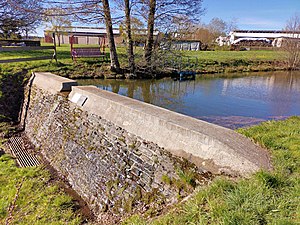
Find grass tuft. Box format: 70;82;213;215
0;154;82;224
124;117;300;224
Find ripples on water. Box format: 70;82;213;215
78;71;300;129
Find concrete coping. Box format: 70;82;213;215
69;85;271;176
32;72;78;94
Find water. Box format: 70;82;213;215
77;71;300;129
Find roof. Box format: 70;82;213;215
233;30;300;34
45;26;160;37
169;39;201;43
45;26;120;37
229;30;300;39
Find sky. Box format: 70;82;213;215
201;0;300;30
35;0;300;36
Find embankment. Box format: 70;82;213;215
21;72;271;219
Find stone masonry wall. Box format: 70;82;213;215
23;85;209;218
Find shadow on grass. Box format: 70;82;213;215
0;69;26;123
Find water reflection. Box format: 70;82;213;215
77;71;300;129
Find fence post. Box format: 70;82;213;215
52;33;58;63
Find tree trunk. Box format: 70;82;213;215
124;0;135;74
102;0;121;72
56;33;61;47
144;0;156;64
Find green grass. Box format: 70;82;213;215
0;43;284;62
158;49;286;73
0;44;298;225
0;44;124;79
123;116;300;225
0;44;287;77
0;49;58;60
0;44;69;60
0;154;82;224
0;52;85;224
182;50;285;62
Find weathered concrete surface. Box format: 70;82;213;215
70;86;271;176
32;72;78;94
23;81;209;218
22;72;272;219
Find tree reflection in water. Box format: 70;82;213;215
77;71;300;129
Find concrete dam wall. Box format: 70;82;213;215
21;72;271;217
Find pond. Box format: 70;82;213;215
77;71;300;129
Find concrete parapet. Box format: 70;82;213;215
69;86;271;176
32;72;77;94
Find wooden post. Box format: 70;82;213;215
70;35;75;62
52;33;58;63
101;35;108;62
70;35;73;52
103;35;106;53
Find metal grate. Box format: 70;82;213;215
8;136;40;167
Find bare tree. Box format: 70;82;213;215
0;18;23;39
50;0;121;72
142;0;205;63
144;0;156;63
283;14;300;70
131;17;145;44
226;17;238;34
193;26;214;46
102;0;121;72
44;8;72;46
207;17;227;38
124;0;135;74
0;0;42;38
41;0;121;71
5;0;122;72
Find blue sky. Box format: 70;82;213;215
36;0;299;36
202;0;300;30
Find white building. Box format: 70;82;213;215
217;30;300;47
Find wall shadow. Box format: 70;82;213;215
0;69;26;123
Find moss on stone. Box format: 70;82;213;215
118;136;126;144
123;196;134;213
141;188;160;205
161;174;172;185
134;185;142;201
128;141;137;149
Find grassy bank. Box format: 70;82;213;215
0;152;83;224
0;56;87;224
0;45;297;224
0;44;109;79
123;116;300;225
162;49;286;74
0;44;287;78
